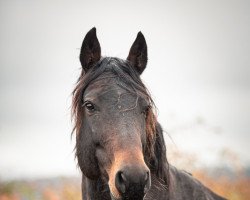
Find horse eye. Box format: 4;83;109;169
142;111;147;118
83;101;95;112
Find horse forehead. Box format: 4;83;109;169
84;81;125;99
84;76;136;99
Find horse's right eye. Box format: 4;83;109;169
83;101;95;112
142;105;151;119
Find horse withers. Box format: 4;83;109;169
72;27;226;200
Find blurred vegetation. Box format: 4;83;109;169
1;167;250;200
0;177;81;200
167;146;250;200
193;169;250;200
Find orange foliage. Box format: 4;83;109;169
42;188;60;200
0;194;19;200
193;170;250;200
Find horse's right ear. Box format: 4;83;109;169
80;27;101;73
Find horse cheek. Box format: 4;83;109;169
77;128;100;179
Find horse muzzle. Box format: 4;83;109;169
109;163;151;200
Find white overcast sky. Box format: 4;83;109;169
0;0;249;179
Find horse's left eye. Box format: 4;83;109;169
83;101;95;112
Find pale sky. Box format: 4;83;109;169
0;0;249;180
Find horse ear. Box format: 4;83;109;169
127;32;148;75
80;27;101;73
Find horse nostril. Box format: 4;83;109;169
121;172;127;182
144;171;151;194
144;171;149;182
115;168;151;196
115;171;126;194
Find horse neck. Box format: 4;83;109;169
82;175;111;200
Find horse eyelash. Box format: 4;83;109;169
81;100;90;107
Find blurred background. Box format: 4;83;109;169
0;0;249;199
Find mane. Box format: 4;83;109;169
72;57;169;187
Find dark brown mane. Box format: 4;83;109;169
72;57;169;183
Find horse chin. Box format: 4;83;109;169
110;191;122;200
110;191;146;200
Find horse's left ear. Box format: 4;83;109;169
127;32;148;75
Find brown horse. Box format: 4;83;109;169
72;28;226;200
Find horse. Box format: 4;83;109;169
72;27;226;200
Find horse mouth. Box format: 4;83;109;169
110;192;122;200
110;191;146;200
